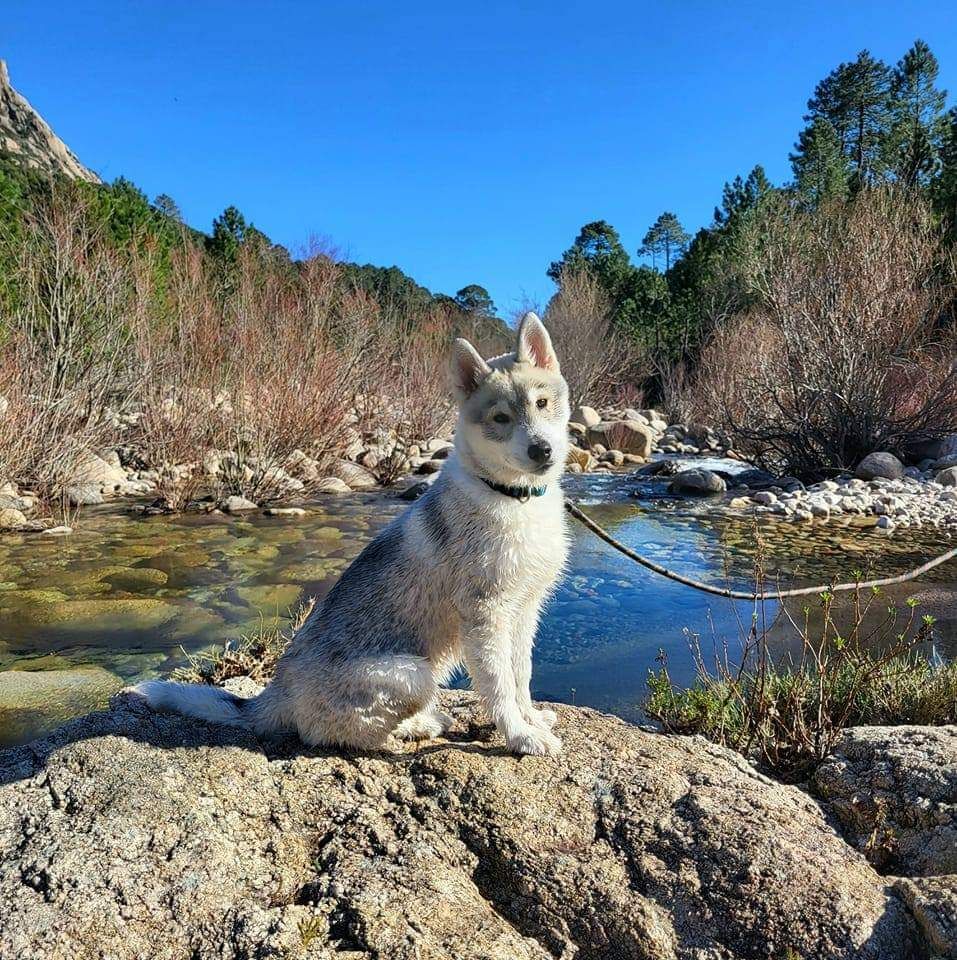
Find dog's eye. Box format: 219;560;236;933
536;397;548;410
492;412;511;425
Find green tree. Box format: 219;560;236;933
153;193;183;223
801;50;893;190
714;166;773;227
888;40;948;186
619;265;671;349
99;176;159;246
791;118;849;205
453;284;496;319
547;220;639;327
206;205;249;265
548;220;632;284
935;107;957;239
665;167;777;356
639;212;690;271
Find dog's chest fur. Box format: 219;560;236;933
470;494;567;598
412;475;568;612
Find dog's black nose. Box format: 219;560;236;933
527;441;552;464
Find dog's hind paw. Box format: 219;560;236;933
394;708;453;741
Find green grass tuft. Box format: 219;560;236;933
645;584;957;780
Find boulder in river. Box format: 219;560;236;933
570;404;602;429
586;420;653;458
330;459;378;491
0;690;922;960
856;452;905;481
0;508;27;530
669;467;727;495
936;466;957;487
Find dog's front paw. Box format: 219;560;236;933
507;725;562;757
525;706;558;730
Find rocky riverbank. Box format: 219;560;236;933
0;403;705;534
638;445;957;534
4;400;957;538
0;688;952;959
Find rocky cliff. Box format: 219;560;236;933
1;688;947;960
0;58;99;182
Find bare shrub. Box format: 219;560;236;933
354;304;456;485
134;244;365;506
131;243;221;509
544;268;647;407
692;187;957;477
0;188;501;511
0;191;134;501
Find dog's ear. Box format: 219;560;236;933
450;338;492;398
516;312;559;373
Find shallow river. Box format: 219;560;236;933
1;472;955;747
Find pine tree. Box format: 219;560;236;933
153;193;183;223
207;206;249;265
935;108;957;239
791;118;849;205
547;220;633;286
639;212;690;271
889;40;948;186
800;50;893;190
454;284;496;319
547;221;649;329
714;166;773;227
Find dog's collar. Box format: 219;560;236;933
480;477;547;502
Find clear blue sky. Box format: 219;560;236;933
7;2;957;315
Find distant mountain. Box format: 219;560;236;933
0;59;99;183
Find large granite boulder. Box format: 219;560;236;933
814;725;957;877
586;420;654;458
814;725;957;958
856;452;905;481
0;691;921;959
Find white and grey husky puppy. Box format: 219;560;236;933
131;312;570;756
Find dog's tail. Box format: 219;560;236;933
128;680;245;724
126;680;288;733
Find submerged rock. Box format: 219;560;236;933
0;691;920;960
0;667;123;747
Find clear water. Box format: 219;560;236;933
1;472;954;746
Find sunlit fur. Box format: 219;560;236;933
130;312;571;756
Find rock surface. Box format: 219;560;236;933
856;451;905;481
814;725;957;877
0;691;920;960
893;875;957;959
669;467;727;495
586;420;654;458
813;726;957;958
0;59;100;182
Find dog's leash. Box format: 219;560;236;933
563;498;957;601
